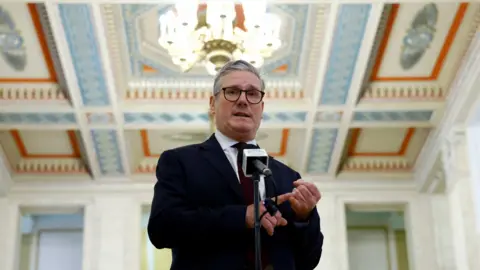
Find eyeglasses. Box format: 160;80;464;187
220;87;265;104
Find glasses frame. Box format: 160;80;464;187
219;87;265;104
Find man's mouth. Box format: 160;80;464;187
233;112;251;118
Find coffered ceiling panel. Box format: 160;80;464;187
0;3;68;104
0;1;479;185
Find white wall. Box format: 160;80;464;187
0;180;448;270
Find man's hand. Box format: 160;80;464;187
246;193;291;236
289;180;321;221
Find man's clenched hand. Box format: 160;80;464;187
245;193;291;236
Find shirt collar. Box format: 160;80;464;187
214;130;257;151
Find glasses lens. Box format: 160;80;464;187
224;88;241;101
223;88;263;104
246;90;263;104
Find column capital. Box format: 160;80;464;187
415;33;480;190
442;130;470;185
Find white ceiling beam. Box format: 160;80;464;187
414;33;480;190
299;3;339;174
44;3;102;179
327;3;384;175
91;3;131;177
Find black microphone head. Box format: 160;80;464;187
242;147;269;177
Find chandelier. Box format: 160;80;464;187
158;1;282;75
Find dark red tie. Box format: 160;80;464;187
233;142;254;204
232;142;269;269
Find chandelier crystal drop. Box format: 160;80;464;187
158;1;282;75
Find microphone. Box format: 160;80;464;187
241;145;274;270
242;147;272;177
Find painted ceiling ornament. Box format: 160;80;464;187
0;5;26;71
157;1;282;75
400;3;438;70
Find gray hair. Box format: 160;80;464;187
212;60;266;96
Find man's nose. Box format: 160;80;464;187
237;91;248;103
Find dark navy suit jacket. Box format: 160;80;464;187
147;134;323;270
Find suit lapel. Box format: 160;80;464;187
200;134;244;202
265;155;276;199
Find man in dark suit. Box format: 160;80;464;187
148;60;323;270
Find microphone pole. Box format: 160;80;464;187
242;148;272;270
253;169;262;270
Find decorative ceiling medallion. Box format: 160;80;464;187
400;3;438;70
158;1;282;75
0;6;26;71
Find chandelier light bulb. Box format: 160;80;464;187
157;0;282;75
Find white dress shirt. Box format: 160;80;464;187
214;130;266;201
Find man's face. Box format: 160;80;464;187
209;70;264;141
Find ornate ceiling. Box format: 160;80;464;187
0;1;479;184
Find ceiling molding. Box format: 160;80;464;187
414;33;480;190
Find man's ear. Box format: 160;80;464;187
209;95;215;115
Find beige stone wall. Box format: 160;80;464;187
0;176;476;270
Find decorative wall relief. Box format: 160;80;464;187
0;6;26;71
441;130;469;183
400;3;438;70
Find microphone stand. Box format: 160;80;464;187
252;170;263;270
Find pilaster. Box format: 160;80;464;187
0;198;20;270
430;195;455;270
405;195;439;270
88;197;142;270
447;175;476;270
466;125;480;234
314;194;341;270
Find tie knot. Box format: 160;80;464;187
232;142;249;151
232;142;258;151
